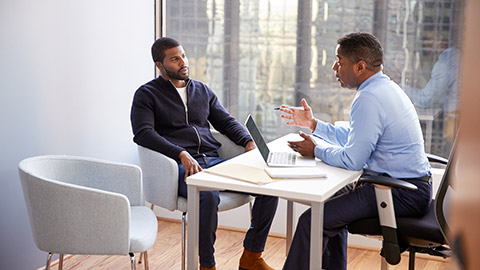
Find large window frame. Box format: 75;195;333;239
155;0;463;157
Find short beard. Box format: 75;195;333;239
165;66;189;81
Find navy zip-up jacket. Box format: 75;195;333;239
131;75;252;162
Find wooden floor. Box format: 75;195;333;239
50;218;450;270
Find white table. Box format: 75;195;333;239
186;133;362;270
416;108;442;153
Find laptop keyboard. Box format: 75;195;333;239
268;152;296;165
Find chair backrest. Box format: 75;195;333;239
434;140;458;245
137;129;246;211
19;155;143;205
211;129;245;159
18;155;139;255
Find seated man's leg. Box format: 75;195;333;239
178;162;221;268
243;195;279;251
240;195;279;270
283;183;378;270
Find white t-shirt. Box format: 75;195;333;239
176;86;187;106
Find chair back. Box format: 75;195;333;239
18;156;137;255
434;141;458;245
211;130;245;159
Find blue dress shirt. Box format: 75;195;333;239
313;71;431;178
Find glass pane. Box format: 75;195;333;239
165;0;463;158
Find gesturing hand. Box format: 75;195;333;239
279;98;317;131
179;151;203;182
287;131;317;157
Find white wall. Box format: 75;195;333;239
0;1;154;269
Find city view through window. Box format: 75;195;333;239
162;0;463;158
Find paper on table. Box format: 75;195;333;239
204;163;274;185
264;167;327;179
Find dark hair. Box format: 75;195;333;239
337;33;383;70
151;37;181;63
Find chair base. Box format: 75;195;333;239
46;252;143;270
45;253;64;270
379;245;451;270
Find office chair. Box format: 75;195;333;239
137;130;253;270
348;151;453;269
18;155;158;270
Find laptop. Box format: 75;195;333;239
245;114;316;167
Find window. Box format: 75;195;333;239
159;0;463;158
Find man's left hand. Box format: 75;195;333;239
244;140;256;152
287;131;316;157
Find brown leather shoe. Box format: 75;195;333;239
199;266;216;270
238;249;275;270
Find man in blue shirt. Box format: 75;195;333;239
279;32;432;270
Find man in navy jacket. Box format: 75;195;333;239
131;37;278;270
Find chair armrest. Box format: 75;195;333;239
426;153;448;165
363;176;404;265
358;175;418;191
137;145;179;211
211;129;245;159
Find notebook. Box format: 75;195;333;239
245;114;316;167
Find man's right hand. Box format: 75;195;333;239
279;98;317;131
178;151;202;182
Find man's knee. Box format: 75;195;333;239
256;195;279;206
200;190;220;209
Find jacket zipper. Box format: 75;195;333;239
169;80;202;155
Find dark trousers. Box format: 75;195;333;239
178;156;279;268
283;179;432;270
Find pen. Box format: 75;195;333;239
274;106;296;110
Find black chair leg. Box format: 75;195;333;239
409;250;415;270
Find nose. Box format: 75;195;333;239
180;56;188;66
332;61;338;71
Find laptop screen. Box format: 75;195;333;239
245;115;270;162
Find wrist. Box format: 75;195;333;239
310;119;318;131
178;150;188;160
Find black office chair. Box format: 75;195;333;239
348;150;455;269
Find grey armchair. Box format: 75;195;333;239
137;129;253;270
18;155;158;270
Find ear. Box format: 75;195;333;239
155;62;163;70
355;60;367;74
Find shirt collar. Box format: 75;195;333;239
358;71;384;91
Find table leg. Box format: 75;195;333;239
310;202;324;270
425;120;433;153
187;185;200;270
286;200;294;255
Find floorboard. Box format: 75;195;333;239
47;219;451;270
